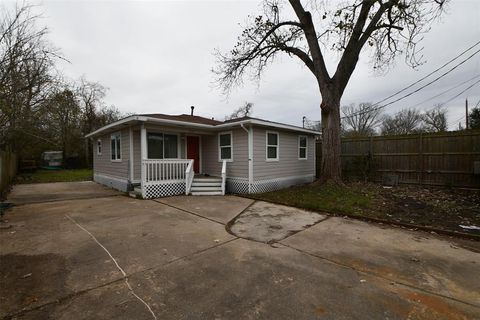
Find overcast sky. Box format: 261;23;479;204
23;0;480;129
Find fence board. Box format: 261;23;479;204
0;150;17;196
316;130;480;188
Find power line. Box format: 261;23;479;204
373;40;480;106
408;74;480;109
341;46;480;120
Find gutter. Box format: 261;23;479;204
240;123;254;193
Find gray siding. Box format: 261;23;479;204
133;129;141;181
252;127;315;181
93;128;130;180
202;128;248;178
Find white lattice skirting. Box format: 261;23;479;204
226;178;249;194
226;175;315;194
143;181;186;199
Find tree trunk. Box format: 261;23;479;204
320;93;342;184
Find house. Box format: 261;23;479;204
85;111;319;199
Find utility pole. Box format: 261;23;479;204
465;98;469;130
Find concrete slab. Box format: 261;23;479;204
229;201;326;243
6;181;120;205
22;239;479;320
1;185;479;319
155;195;254;224
0;196;234;317
281;216;480;306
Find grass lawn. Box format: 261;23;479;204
244;182;480;236
17;169;93;184
246;182;375;217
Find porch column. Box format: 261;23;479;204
140;123;147;197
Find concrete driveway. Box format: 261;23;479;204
0;182;479;319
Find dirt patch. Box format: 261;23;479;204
373;186;480;235
228;201;326;243
0;253;68;318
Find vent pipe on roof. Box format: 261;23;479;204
191;106;194;116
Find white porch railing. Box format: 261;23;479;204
221;160;226;195
185;160;194;195
142;159;192;185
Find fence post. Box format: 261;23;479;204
419;133;424;185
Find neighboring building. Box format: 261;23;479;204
86;113;319;198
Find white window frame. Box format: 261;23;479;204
218;131;233;162
266;131;279;162
97;139;102;156
298;135;308;160
110;132;122;162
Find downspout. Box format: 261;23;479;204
240;123;253;193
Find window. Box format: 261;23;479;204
266;131;279;161
218;132;232;161
111;133;121;161
97;139;102;156
147;132;178;159
298;136;307;160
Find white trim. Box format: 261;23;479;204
140;124;147;198
218;131;233;162
298;135;308;160
129;127;134;181
85;115;320;138
247;125;254;193
110;132;122;162
266;130;279;162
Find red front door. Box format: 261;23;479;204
186;136;200;173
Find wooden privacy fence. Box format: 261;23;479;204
0;150;17;196
316;130;480;188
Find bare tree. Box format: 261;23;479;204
341;102;382;137
381;108;422;135
213;0;447;183
0;3;61;155
225;102;253;120
422;105;447;132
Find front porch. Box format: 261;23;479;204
134;124;227;198
140;159;226;198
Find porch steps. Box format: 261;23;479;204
190;176;223;196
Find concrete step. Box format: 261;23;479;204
191;191;223;196
190;186;222;192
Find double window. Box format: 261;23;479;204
110;133;121;161
147;132;178;159
298;136;307;160
219;132;232;161
266;131;279;161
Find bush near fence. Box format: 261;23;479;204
0;150;17;197
316;130;480;188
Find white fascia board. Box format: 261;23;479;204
85;116;143;138
85;115;320;138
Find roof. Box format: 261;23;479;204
85;114;320;138
139;113;222;125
